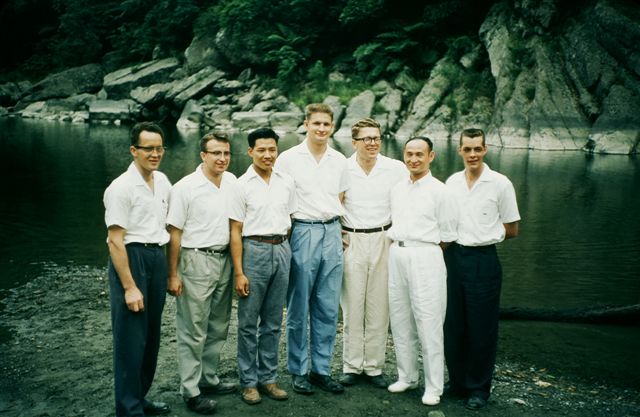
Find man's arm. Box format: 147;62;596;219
166;225;184;297
504;221;519;240
230;219;250;297
107;226;144;312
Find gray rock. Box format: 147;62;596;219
20;101;46;118
18;64;103;108
212;79;245;95
269;111;304;132
323;96;344;127
328;71;345;82
184;34;223;73
252;100;275;112
103;58;180;99
202;104;234;128
0;81;31;107
231;111;271;130
88;99;138;123
236;86;260;111
172;68;225;107
379;87;403;129
588;85;640;154
396;58;453;140
130;83;172;106
334;90;376;139
176;100;204;131
394;70;421;95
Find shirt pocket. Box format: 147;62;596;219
478;201;498;225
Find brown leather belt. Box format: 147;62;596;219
342;223;392;234
245;235;288;245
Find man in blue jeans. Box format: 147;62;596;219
229;127;296;405
274;103;350;395
104;122;171;416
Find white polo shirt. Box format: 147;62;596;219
228;165;297;236
446;163;520;246
342;154;407;229
274;138;350;220
166;165;237;248
387;172;458;244
104;162;171;245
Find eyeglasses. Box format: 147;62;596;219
354;136;382;145
134;145;167;154
203;150;232;158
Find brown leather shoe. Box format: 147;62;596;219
241;387;262;405
258;383;289;401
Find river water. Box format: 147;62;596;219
1;118;638;387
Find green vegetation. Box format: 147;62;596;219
0;0;497;85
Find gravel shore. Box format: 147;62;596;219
1;264;638;417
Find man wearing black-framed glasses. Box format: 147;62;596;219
104;121;172;416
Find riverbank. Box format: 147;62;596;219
1;264;638;417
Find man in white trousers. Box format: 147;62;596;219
339;118;406;388
386;136;458;407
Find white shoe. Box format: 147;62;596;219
387;381;419;393
422;394;440;406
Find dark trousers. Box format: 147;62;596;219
443;243;502;400
108;244;168;417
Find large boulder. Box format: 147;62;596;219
323;96;344;127
587;85;640;154
0;81;31;107
269;111;304;132
166;67;225;107
231;111;271;130
130;83;173;106
103;58;180;99
334;90;376;139
184;34;225;73
176;99;204;131
17;64;103;108
89;99;140;123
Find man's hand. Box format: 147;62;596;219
125;287;144;312
235;274;250;297
341;230;350;250
167;275;183;297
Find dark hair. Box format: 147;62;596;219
200;131;230;152
459;128;485;146
404;136;433;152
247;128;279;148
130;122;165;146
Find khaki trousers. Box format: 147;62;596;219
340;231;391;375
176;248;232;399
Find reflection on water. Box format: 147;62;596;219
4;119;637;309
0;119;639;386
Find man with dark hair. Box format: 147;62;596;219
274;103;350;395
339;118;406;389
166;131;237;415
229;127;296;405
386;137;458;407
444;128;520;411
104;121;172;416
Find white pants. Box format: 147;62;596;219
388;242;447;396
341;231;391;375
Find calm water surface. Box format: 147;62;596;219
1;118;638;387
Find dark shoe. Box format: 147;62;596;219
466;395;488;410
292;374;314;395
339;373;359;386
199;381;237;395
309;372;344;394
142;399;171;415
186;395;217;414
443;382;467;398
367;374;388;389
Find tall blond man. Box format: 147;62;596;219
274;103;350;395
339;118;406;388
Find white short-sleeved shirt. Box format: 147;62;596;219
228;165;296;236
104;162;171;245
274;138;350;220
446;163;520;246
387;172;458;244
342;154;407;228
166;165;237;248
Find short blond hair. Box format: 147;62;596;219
351;118;380;139
305;103;333;121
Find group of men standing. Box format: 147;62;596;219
103;103;519;416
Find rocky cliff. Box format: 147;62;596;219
0;0;638;154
